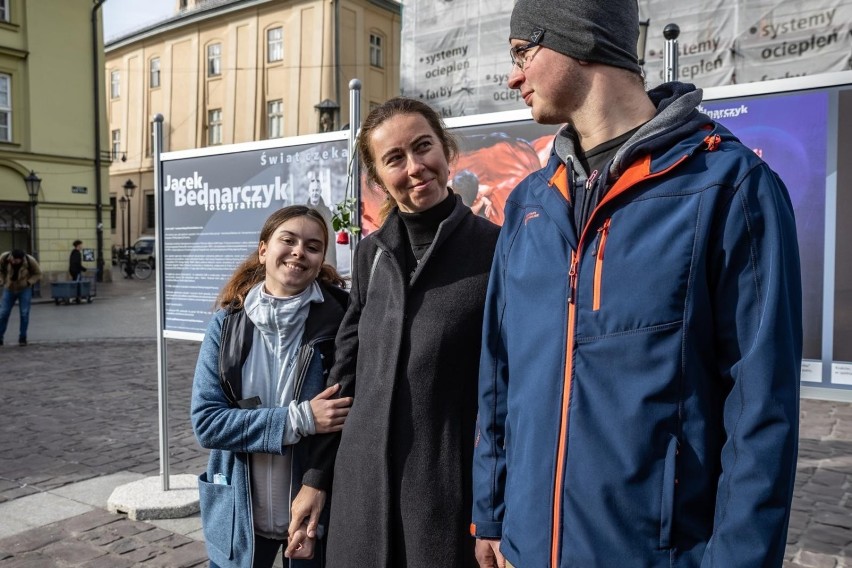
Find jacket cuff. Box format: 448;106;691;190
301;468;331;491
471;521;502;539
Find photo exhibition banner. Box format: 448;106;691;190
160;135;350;337
159;79;852;392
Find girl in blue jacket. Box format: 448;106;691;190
191;205;351;568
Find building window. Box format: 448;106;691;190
145;193;155;230
370;33;384;68
110;70;120;98
0;74;10;142
111;129;121;160
267;100;283;138
207;109;222;145
0;0;9;22
110;196;117;234
149;57;160;88
145;122;152;157
267;27;283;63
179;0;188;9
207;43;221;77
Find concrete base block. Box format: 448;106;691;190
107;474;199;521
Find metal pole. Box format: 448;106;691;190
664;23;680;83
153;114;170;491
29;198;37;259
92;0;108;282
119;199;126;251
348;79;361;258
126;198;132;254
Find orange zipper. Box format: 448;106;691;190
552;250;578;568
592;218;612;311
548;152;695;565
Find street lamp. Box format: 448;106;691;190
123;179;136;254
119;196;127;251
24;170;42;259
314;99;339;133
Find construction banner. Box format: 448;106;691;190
400;0;852;117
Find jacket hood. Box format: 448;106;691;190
554;81;712;180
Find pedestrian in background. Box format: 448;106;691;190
288;97;499;568
471;0;803;567
68;239;87;303
191;205;351;568
0;249;42;346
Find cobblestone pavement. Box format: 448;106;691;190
0;339;209;567
0;270;849;566
787;400;852;567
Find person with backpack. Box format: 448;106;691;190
0;249;42;346
191;205;352;568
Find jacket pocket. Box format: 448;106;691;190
659;434;678;549
592;218;611;311
198;472;236;559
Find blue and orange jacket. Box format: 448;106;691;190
471;83;802;568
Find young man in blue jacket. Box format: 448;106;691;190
471;1;803;567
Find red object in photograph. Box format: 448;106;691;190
336;231;350;245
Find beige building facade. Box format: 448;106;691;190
0;0;109;282
105;0;401;251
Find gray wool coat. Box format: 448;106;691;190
318;195;499;568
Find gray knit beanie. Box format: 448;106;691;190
510;0;641;74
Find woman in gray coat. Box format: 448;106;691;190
287;97;499;568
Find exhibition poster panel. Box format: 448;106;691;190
700;91;828;365
161;139;349;336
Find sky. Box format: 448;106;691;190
103;0;175;41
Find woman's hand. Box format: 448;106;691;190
287;486;326;557
285;522;316;559
310;383;352;433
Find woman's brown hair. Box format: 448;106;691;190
356;97;459;224
216;205;346;309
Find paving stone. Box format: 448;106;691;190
137;527;174;543
105;537;142;555
797;549;840;568
78;554;136;568
119;545;164;563
802;482;847;500
79;530;123;547
41;540;106;564
814;510;852;530
154;532;195;549
59;510;123;534
141;540;208;568
0;526;69;554
0;554;53;568
0;486;37;505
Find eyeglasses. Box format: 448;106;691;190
509;41;541;70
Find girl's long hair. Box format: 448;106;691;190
216;206;346;309
356;97;459;224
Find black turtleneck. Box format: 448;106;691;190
397;190;455;279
